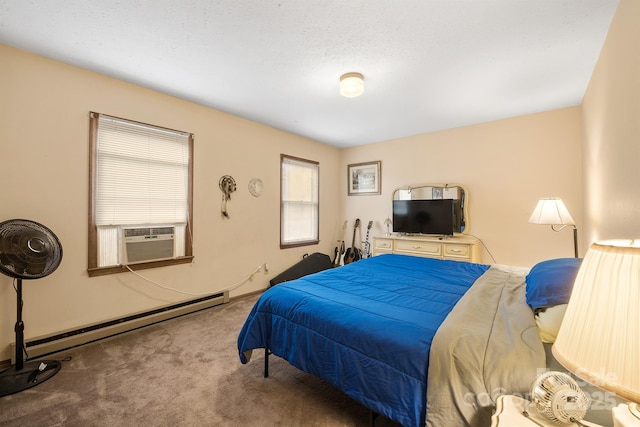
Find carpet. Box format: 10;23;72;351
0;293;401;426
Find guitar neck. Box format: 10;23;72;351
362;221;373;258
364;221;373;242
350;220;360;247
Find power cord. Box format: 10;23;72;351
124;262;269;296
465;233;497;264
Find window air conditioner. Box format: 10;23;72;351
123;226;175;264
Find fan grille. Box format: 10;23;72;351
531;371;590;423
0;219;63;280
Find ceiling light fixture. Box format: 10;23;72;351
340;72;364;98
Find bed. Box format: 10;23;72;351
237;254;581;427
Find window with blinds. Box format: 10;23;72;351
280;155;319;248
88;112;193;275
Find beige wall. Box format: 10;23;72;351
582;0;640;245
342;107;583;267
0;44;341;360
3;0;634;361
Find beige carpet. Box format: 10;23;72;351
0;293;401;427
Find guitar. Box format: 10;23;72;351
332;220;348;267
343;219;362;264
362;220;373;259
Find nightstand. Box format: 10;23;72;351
613;403;640;426
491;395;604;427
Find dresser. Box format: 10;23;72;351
372;234;481;263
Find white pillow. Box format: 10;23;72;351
535;304;568;343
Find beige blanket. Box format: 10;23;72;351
426;264;545;427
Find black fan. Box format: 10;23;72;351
0;219;63;397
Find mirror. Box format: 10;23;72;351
392;184;467;233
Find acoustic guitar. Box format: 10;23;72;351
332;220;347;267
344;219;362;264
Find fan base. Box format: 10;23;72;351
0;360;61;397
629;402;640;420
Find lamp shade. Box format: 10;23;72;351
553;240;640;404
529;198;575;225
340;72;364;98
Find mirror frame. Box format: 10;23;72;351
392;184;468;233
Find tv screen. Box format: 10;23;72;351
392;199;461;235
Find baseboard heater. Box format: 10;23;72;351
11;290;229;364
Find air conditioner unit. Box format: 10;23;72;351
123;226;175;264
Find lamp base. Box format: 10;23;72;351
0;360;61;397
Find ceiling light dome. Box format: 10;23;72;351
340;72;364;98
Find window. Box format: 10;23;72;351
88;112;193;276
280;155;319;248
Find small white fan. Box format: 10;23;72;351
530;371;590;424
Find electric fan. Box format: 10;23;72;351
0;219;63;397
530;371;590;425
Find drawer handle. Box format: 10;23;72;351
449;249;463;253
381;243;390;248
412;245;422;249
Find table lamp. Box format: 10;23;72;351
529;198;578;258
553;240;640;426
384;217;391;236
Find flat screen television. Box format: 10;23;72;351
392;199;463;235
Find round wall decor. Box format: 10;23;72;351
248;178;263;197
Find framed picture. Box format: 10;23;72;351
348;161;381;196
432;187;443;199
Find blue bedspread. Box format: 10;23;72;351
237;254;490;427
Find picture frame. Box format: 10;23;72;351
348;161;381;196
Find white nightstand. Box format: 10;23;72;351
491;395;604;427
613;403;640;426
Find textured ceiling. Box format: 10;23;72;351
0;1;619;148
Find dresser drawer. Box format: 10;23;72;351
374;238;393;252
371;235;481;263
443;243;471;260
395;240;442;256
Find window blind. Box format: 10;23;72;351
95;115;190;226
281;156;319;245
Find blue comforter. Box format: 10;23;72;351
237;254;490;427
